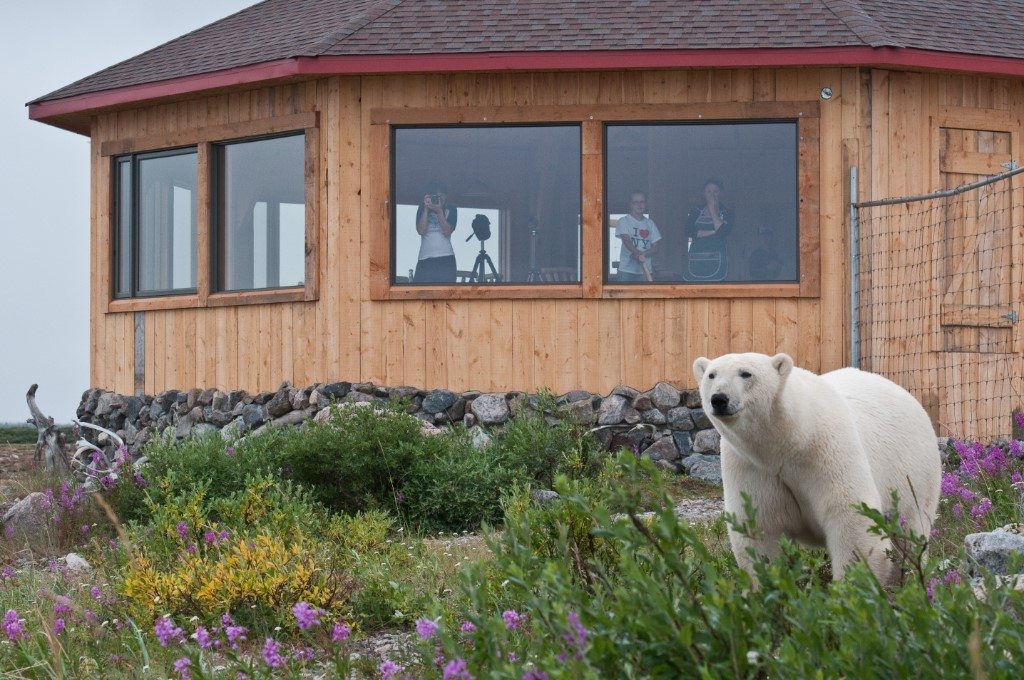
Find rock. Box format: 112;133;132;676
198;389;218;407
654;459;683;474
471;394;510;425
314;407;336;424
591;426;615;450
666;407;695;430
266;389;293;418
2;493;52;548
290;388;311;411
598;395;628;425
671;431;694;457
95;392;115;418
649;382;681;410
272;408;315;428
468;426;492;448
343;391;374;404
463;413;477;427
965;529;1024;575
185;388;203;411
530;489;561;506
206;409;235;428
221;418;246;441
641;408;666;425
420;420;443;437
61;553;93;574
937;437;954;464
611;385;639;400
642;437;680;462
124;397;144;423
562;390;592;404
320;382;352;402
422;389;459;414
632;395;653;411
387;386;420;403
191;423;219;438
623;408;641;425
692;429;721;454
508;393;529;417
681;453;723;485
682;390;703;409
609;428;648;454
691;408;712;430
566;398;596;425
174;413;195;439
241;404;267;429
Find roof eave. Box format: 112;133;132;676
30;47;1024;135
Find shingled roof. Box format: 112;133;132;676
29;0;1024;131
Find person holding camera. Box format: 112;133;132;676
414;180;458;283
684;178;732;281
615;190;661;282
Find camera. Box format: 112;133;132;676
466;213;492;242
428;193;440;204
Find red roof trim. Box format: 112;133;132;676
29;46;1024;124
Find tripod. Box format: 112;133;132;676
525;221;541;283
470;239;500;283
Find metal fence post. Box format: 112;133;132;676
849;166;859;369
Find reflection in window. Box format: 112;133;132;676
114;149;198;297
392;125;581;284
217;133;305;292
605;122;798;284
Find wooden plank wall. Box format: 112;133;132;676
91;67;859;397
864;70;1024;439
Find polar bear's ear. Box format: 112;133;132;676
771;353;793;378
692;357;710;381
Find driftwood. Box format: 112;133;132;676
26;384;70;476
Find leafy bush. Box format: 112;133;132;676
489;411;603;488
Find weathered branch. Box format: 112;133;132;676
26;384;71;476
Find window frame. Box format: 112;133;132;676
369;101;819;301
102;112;320;313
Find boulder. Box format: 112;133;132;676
2;493;52;549
530;489;561;506
666;407;695;431
641;408;667;426
566;398;596;425
609;428;648;454
562;390;592;404
681;453;723;485
598;395;628;425
691;408;712;430
611;385;639;400
692;429;721;454
320;382;352;402
623;408;641;425
649;382;681;410
632;395;653;411
682;390;703;409
61;553;93;574
671;431;694;457
642;437;680;463
266;389;293;418
221;417;247;442
422;389;459;415
471;394;510;425
468;426;492;448
965;528;1024;575
272;408;315;428
191;423;219;439
241;404;267;429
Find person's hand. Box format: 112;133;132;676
636;251;647;263
423;194;433;207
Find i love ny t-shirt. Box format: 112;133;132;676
616;214;662;274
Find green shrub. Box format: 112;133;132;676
489;411;603;488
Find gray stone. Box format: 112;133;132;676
185;388;203;411
124;397;144;423
471;393;510;425
666;407;695;430
191;423;219;438
681;453;723;485
253;391;274;406
592;427;615;450
671;431;694;457
508;393;529;417
563;390;592;404
198;389;218;407
649;382;681;410
692;429;721;454
157;390;180;412
422;389;459;414
937;437;954;464
610;428;648;454
206;409;235;428
623;407;641;424
2;493;51;548
272;408;315;428
343;391;374;404
290;388;311;411
641;408;666;425
149;399;165;421
598;394;628;425
611;385;639;400
266;389;293;418
388;386;421;403
642;437;680;462
420;420;443;437
566;399;596;425
211;391;230;411
691;408;712;430
174;413;195;439
682;390;703;409
530;489;561;506
60;553;93;574
95;392;115;418
320;382;352;402
463;413;477;428
965;529;1024;575
220;417;247;442
632;395;653;411
654;459;684;474
468;426;492;449
241;404;267;429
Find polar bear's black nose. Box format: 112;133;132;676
710;393;730;412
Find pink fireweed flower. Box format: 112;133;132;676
1014;411;1024;430
293;647;315;662
203;530;217;544
1012;470;1024;488
952;502;964;519
331;622;351;642
1;566;15;580
219;529;230;541
155;615;185;646
522;670;549;680
90;586;102;600
225;624;248;649
415;617;439;640
442;658;474;680
563;610;588;657
943;569;962;586
459;620;476;633
292;601;322;630
175;522;189;540
54;618;65;634
174;656;192;680
3;610;25;641
971;498;993;519
185;543;197;554
262;638;285;668
379;659;403;680
133;472;146;487
502;610;525;630
53;595;73;616
1010;440;1024;458
82;524;90;535
192;626;213;649
225;446;235;456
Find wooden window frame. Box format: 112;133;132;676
369;102;820;301
102;112;320;313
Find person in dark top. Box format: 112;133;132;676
414;180;458;283
684;178;732;281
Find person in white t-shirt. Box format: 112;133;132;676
414;180;458;283
615;191;661;282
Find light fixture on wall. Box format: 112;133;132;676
820;86;834;100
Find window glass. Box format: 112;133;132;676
392;125;581;284
217;133;305;291
605;122;798;284
136;150;197;294
114;158;132;298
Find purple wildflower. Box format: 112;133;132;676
442;658;474;680
262;638;285;668
508;651;518;662
3;610;24;641
563;610;588;656
1010;440;1023;458
522;671;549;680
293;601;322;630
459;620;476;633
971;498;993;519
1;566;15;581
53;595;73;616
219;530;230;541
82;524;90;535
203;530;217;544
225;446;235;456
174;657;192;680
943;569;962;586
175;522;189;540
83;609;98;625
155;616;185;647
90;586;102;600
415;618;439;640
332;622;351;642
1011;470;1024;488
502;610;525;630
185;544;197;554
1014;411;1024;430
134;472;146;487
379;659;403;680
952;503;963;519
926;578;938;602
192;626;213;649
225;624;248;649
940;472;960;496
54;618;65;634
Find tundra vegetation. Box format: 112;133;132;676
0;406;1023;679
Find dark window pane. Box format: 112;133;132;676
392;126;581;284
114;158;132;298
605;122;799;284
137;151;197;294
218;134;305;291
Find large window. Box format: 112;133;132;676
605;122;799;284
114;148;198;297
391;125;581;285
216;133;306;292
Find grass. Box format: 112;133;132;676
0;424;75;446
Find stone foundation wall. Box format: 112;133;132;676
77;380;724;483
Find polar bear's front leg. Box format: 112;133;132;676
821;505;892;583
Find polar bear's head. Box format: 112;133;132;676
692;353;793;425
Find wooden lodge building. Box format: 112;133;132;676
29;0;1024;439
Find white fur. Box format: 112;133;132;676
692;352;940;584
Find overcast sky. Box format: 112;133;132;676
0;1;257;423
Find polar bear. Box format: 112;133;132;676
692;352;940;584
